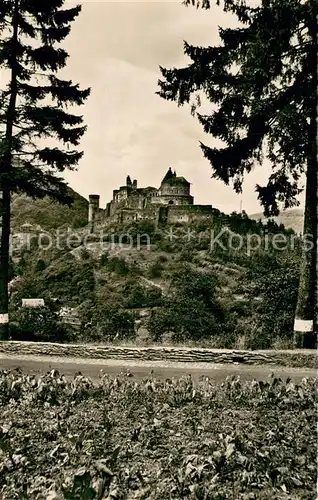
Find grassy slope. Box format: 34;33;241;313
9;194;301;348
10;222;301;348
11;188;88;230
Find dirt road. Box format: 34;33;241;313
0;354;316;384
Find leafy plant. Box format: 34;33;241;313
0;371;316;499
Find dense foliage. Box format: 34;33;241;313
157;0;316;216
147;266;230;343
11;190;88;230
8;210;303;348
9;305;73;343
78;300;136;343
11;251;96;306
0;370;316;499
157;0;317;342
0;0;90;339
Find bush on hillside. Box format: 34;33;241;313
157;254;168;263
10;305;74;342
248;268;299;349
124;283;147;308
99;252;109;266
147;267;228;343
107;257;130;276
126;220;156;246
80;302;136;342
10;255;96;306
178;246;194;262
148;261;164;279
122;282;163;309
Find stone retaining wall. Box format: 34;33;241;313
0;342;316;368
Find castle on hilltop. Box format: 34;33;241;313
88;167;215;228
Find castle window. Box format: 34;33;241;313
168;200;174;205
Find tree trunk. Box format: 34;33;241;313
0;188;11;339
294;117;317;348
293;0;317;348
0;0;19;340
294;145;317;347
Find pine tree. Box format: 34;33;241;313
157;0;317;347
0;0;90;339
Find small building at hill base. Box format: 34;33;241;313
22;298;45;308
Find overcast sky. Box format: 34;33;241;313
59;1;303;214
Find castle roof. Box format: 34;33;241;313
162;167;175;183
162;176;190;186
161;167;190;185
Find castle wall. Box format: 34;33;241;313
114;207;160;225
159;184;189;196
166;205;214;224
93;205;215;228
107;186;158;217
154;195;193;206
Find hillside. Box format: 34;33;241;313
250;208;304;234
9;207;302;349
11;188;88;230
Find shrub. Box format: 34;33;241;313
99;252;109;266
147;267;226;343
157;240;177;253
157;255;168;263
10;305;73;342
125;283;147;308
86;306;136;342
148;262;164;279
146;286;163;307
124;283;163;309
179;247;194;262
80;248;91;260
107;257;130;276
35;259;46;272
127;220;156;245
147;308;173;342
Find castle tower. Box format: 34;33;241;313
126;175;132;186
162;167;174;183
158;169;193;206
88;194;100;232
133;179;137;188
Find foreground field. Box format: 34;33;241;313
0;370;316;499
